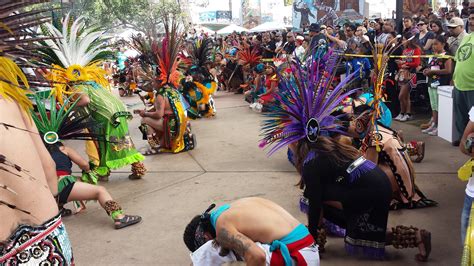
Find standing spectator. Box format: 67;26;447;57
372;20;384;43
422;35;453;136
294;35;306;61
459;106;474;246
377;20;394;44
276;31;296;55
403;17;420;36
430;20;445;37
261;32;276;59
395;33;421;122
308;23;327;53
417;18;436;54
345;24;358;53
447;17;468;56
274;32;283;49
345;42;371;89
453;10;474;146
326;30;347;51
461;0;470;19
326;25;335;36
355;25;371;53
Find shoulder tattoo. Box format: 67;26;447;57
216;228;251;258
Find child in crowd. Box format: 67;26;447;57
422;35;453;136
395;33;421;122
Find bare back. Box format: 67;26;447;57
216;197;300;244
154;94;174;116
0;98;58;240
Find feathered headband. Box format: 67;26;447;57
259;48;360;162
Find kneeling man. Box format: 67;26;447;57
183;197;319;266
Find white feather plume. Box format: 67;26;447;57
42;13;109;67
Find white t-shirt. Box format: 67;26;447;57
466;107;474;197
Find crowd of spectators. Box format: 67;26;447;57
199;1;474;136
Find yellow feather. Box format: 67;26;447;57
0;57;32;113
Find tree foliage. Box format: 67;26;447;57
59;0;187;37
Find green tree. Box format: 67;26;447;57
62;0;187;38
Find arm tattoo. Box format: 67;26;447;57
216;228;251;258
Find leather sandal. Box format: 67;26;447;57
114;215;142;229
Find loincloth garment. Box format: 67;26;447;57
0;213;74;265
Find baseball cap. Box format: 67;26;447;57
309;23;321;32
447;17;464;27
296;35;305;41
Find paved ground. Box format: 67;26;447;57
65;91;467;265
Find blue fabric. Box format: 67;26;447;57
346;58;371;80
462;194;473;245
359;93;392;128
210;204;231;229
270;224;310;266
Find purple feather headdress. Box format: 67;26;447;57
259;48;360;163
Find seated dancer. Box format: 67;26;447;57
245;63;266;108
38;15;146;180
350;94;425;163
184;197;319;266
256;64;279;112
137;82;196;154
1;4;74;262
180;37;217;118
347;97;437;210
259;51;431;261
31;96;142;229
132;19;196;154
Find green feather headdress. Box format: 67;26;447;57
31;94;103;144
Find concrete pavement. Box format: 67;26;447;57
65;91;467;265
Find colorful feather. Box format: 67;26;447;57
37;14;112;104
0;1;56;113
31;94;104;143
237;47;262;67
259;47;360;159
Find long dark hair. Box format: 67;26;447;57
430;20;444;36
294;136;361;176
403;32;421;50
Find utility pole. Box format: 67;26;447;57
396;0;403;33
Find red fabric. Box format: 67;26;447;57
269;234;315;266
56;170;71;176
260;93;275;103
162;114;172;150
401;48;421;69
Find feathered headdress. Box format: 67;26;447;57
132;11;184;88
237;47;262;67
355;34;404;150
1;1;53;112
31;94;103;145
184;37;213;68
259;48;360;162
38;13;112;104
